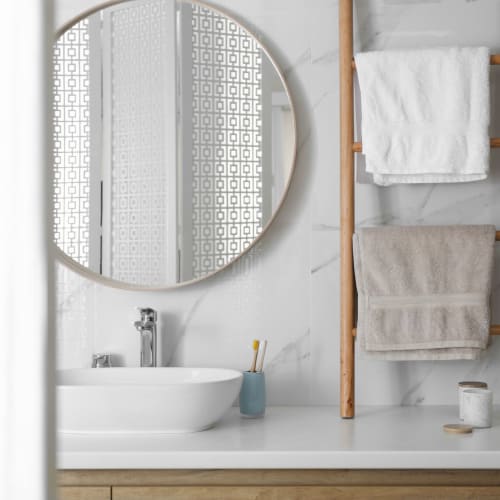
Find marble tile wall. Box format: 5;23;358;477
55;0;500;405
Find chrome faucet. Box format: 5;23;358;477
92;353;112;368
134;308;158;367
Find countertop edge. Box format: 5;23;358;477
58;450;500;470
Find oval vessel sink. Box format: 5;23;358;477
57;367;242;433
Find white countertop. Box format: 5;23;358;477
57;406;500;469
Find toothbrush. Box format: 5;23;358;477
257;340;267;373
249;339;260;372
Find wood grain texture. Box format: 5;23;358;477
491;324;500;335
339;0;355;419
58;486;110;500
57;469;500;487
489;54;500;65
113;486;500;500
442;424;473;434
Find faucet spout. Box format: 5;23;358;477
134;308;158;367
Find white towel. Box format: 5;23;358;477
355;47;490;186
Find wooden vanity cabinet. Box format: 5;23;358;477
58;469;500;499
58;486;110;500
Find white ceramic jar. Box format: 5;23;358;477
462;388;493;428
458;381;487;420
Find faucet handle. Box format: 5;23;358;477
92;353;112;368
137;307;157;323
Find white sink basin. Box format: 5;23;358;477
57;368;242;433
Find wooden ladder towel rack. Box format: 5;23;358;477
339;0;500;418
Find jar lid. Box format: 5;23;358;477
443;423;473;434
458;381;488;388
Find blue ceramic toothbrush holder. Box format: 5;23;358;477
239;371;266;418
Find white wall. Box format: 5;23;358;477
56;0;500;406
1;1;53;499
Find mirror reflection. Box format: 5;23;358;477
53;0;296;287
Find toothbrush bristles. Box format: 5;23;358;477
249;339;260;372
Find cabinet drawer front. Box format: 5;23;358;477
113;486;500;500
58;486;111;500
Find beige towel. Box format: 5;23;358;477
353;225;496;360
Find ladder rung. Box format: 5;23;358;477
353;325;500;337
351;54;500;70
491;325;500;336
353;138;500;153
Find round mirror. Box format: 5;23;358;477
52;0;296;288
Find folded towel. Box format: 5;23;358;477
355;47;490;186
353;225;496;360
